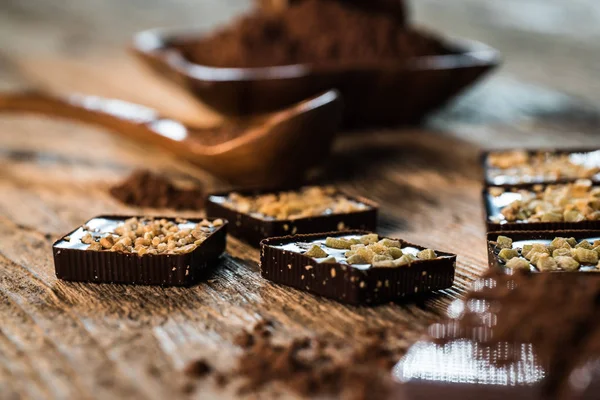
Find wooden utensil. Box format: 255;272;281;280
131;28;499;128
0;89;342;186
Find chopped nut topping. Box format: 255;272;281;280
304;245;327;258
220;186;370;220
493;180;600;224
417;249;437;260
496;236;513;249
79;217;221;256
498;248;518;261
505;257;530;270
325;237;353;250
487;150;600;184
494;235;600;272
296;233;440;269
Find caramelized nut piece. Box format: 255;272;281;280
575;240;592;249
81;233;94;244
388;247;403;259
536;254;559;271
553;248;572;258
573;248;599;265
325;237;352;249
395;254;417;267
522;244;533;258
564;210;585;222
555;256;580;271
88;242;102;251
498;248;519;261
550;237;571;249
541;212;563;222
417;249;437;260
359;234;379;245
372;260;396;268
525;244;549;261
567;237;578;247
346;254;367;264
379;238;400;248
496;236;513;249
505;257;530;270
304;245;327;258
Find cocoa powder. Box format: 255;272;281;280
176;0;446;68
184;320;412;399
109;170;205;210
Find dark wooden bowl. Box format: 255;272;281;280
131;28;501;128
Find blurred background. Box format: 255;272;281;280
1;0;599;138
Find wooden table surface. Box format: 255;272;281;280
1;1;599;399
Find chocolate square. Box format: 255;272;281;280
260;231;456;305
52;215;227;286
206;188;378;246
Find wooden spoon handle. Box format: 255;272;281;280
0;90;193;147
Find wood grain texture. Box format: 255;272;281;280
1;0;600;399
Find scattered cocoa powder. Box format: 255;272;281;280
175;0;446;68
185;320;410;399
109;170;205;210
183;359;213;378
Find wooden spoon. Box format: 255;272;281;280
0;89;342;186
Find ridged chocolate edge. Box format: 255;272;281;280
52;215;228;286
486;229;600;273
260;231;457;305
206;188;379;247
481;147;600;186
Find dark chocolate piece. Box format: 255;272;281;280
260;231;456;305
487;230;600;273
206;188;378;247
392;270;600;399
52;215;227;286
482;148;600;186
483;183;600;232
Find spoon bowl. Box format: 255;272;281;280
131;27;500;128
0;89;342;186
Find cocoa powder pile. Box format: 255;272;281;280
176;0;446;68
109;170;205;210
185;320;413;399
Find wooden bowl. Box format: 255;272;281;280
131;28;500;128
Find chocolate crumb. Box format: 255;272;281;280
109;170;204;210
183;359;213;378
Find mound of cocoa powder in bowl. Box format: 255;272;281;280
110;170;205;210
175;0;447;68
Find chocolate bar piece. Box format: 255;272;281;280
52;215;227;286
392;270;600;399
482;148;600;186
484;180;600;232
487;230;600;273
260;231;456;305
206;186;378;246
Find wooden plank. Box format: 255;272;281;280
1;0;600;398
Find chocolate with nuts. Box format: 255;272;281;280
483;149;600;186
484;180;600;231
206;186;378;246
260;231;456;305
487;230;600;273
53;215;227;285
